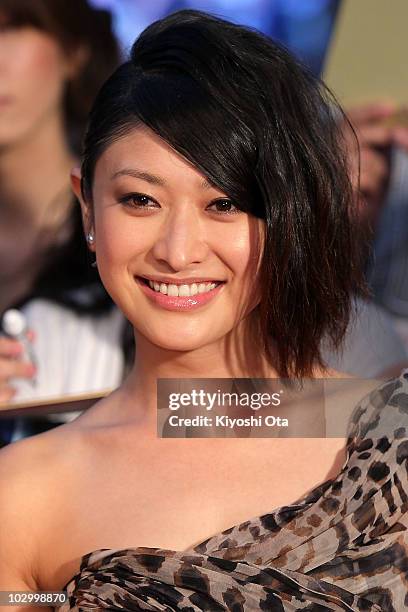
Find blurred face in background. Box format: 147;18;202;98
0;17;74;148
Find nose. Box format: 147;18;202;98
152;205;209;271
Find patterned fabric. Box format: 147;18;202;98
60;370;408;611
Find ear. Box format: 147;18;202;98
71;166;95;251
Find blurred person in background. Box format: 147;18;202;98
341;102;408;349
0;0;129;445
320;100;408;379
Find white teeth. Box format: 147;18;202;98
167;284;179;297
145;278;220;297
178;284;190;297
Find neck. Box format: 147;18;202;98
118;312;277;435
0;109;75;225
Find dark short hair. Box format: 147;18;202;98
0;0;120;153
81;9;367;379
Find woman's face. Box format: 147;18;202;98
83;126;264;352
0;21;72;146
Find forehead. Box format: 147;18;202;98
94;125;213;187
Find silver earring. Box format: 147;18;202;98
86;232;97;268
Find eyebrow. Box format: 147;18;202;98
111;167;214;190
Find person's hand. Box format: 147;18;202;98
343;102;398;231
0;332;36;402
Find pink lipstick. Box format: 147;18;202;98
136;277;224;311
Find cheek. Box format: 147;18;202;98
93;223;133;308
218;219;263;284
202;221;262;326
225;219;264;315
94;207;150;273
13;32;67;109
0;30;68;145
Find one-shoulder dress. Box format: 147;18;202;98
60;370;408;611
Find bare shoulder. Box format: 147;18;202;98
0;419;89;490
0;423;88;596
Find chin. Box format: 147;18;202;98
0;114;30;144
147;331;218;353
0;129;19;147
134;318;226;353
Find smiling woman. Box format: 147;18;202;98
76;9;366;379
74;125;264;354
1;9;408;612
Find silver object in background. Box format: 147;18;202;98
1;309;37;387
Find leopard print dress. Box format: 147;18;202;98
60;370;408;611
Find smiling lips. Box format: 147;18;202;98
137;276;224;311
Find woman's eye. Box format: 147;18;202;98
118;193;159;209
207;199;240;215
